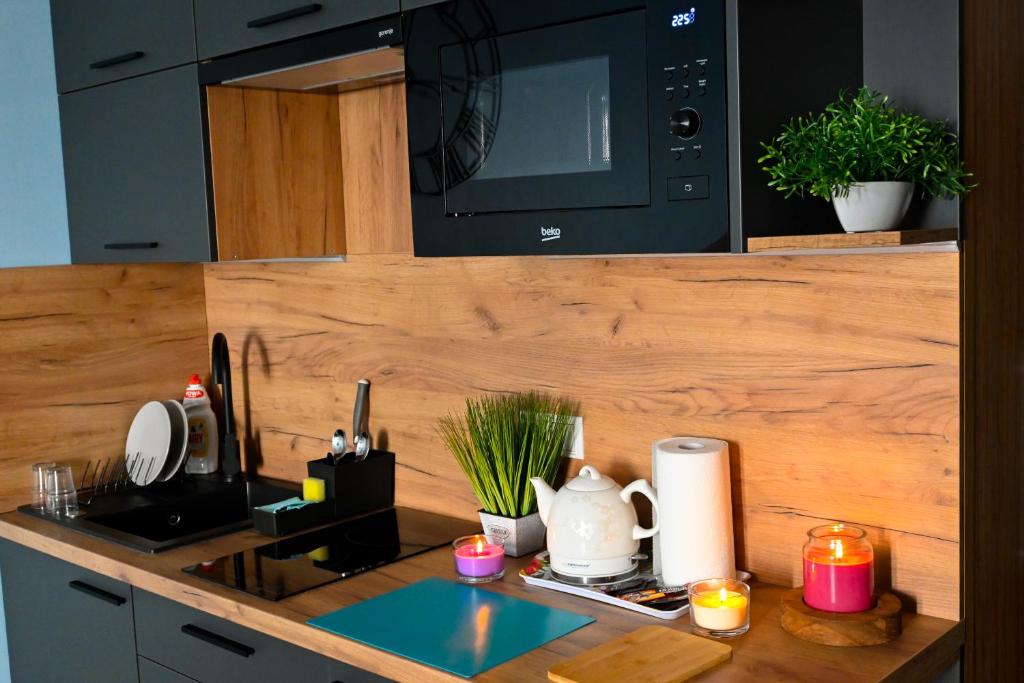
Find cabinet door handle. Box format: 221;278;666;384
103;242;159;250
89;51;145;69
247;3;323;28
68;580;127;606
181;624;255;658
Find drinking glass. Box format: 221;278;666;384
31;462;57;510
45;464;79;518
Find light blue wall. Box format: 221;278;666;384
0;1;69;268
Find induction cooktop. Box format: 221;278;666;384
183;507;481;601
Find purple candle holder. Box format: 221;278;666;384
453;534;505;583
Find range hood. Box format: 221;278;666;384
199;14;404;93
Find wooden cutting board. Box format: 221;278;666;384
548;625;732;683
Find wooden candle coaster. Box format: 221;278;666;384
780;588;902;647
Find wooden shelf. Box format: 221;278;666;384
747;228;958;253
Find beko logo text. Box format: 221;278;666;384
378;28;395;38
540;226;561;242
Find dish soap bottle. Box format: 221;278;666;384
183;374;219;474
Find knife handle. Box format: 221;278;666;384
352;379;370;437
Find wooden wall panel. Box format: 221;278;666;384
337;83;413;255
0;264;209;512
207;86;346;260
203;252;960;619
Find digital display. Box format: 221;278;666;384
671;8;697;27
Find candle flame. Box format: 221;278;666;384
719;586;728;603
475;539;485;554
830;538;845;560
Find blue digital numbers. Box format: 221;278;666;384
671;7;697;27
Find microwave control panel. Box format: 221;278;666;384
649;1;727;208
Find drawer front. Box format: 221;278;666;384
0;540;137;683
400;0;449;9
134;590;333;683
139;658;198;683
195;0;399;59
329;661;395;683
50;0;196;93
60;65;212;264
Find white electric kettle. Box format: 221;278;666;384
531;465;659;581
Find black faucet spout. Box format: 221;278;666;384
211;332;242;481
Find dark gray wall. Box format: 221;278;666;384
863;0;960;229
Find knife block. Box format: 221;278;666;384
307;450;395;520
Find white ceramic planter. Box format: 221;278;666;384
832;181;914;233
478;510;545;557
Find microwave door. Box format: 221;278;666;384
439;10;650;215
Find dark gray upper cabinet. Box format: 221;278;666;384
59;65;212;264
50;0;197;94
194;0;399;59
0;540;139;683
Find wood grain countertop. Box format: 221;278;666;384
0;511;962;682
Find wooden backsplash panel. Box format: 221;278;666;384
0;264;209;512
203;252;960;619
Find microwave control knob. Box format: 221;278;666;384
670;108;702;140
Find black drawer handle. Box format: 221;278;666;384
247;3;323;28
104;242;159;250
89;51;145;69
181;624;255;658
68;580;127;606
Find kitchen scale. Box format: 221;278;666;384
183;507;480;600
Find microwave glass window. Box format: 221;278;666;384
439;10;649;214
469;56;612;182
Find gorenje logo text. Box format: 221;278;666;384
540;226;561;242
378;27;395;38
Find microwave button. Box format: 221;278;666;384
672;150;683;161
680;85;690;98
680;65;690;78
668;176;710;201
669;108;702;139
664;67;675;81
696;59;708;76
665;87;675;101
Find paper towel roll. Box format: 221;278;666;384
652;437;736;586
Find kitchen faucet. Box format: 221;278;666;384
211;332;242;482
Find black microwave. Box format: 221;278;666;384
403;0;863;256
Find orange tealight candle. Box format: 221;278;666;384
687;578;751;637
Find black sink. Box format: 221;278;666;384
19;476;299;553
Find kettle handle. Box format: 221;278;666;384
620;479;659;540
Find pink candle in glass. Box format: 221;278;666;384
802;524;874;613
453;535;505;582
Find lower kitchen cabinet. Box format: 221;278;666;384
59;64;212;263
0;542;392;683
134;589;392;683
0;540;139;683
139;657;200;683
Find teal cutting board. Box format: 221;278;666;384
308;577;594;677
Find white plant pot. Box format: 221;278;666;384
832;181;914;233
478;510;545;558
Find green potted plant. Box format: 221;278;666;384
438;391;578;556
759;87;972;232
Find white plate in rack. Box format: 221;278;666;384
157;400;189;482
125;401;171;486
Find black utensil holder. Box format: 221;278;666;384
306;449;395;520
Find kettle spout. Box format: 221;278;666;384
530;478;556;525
